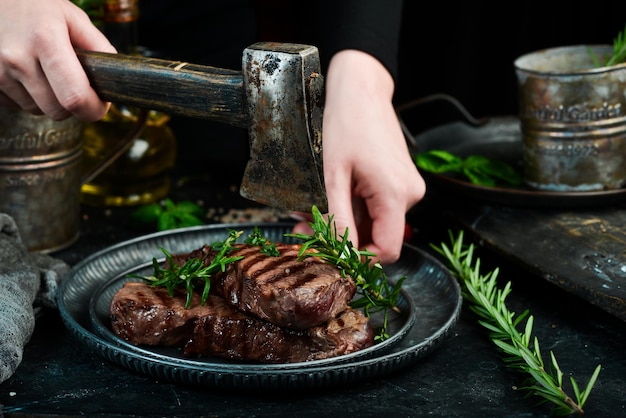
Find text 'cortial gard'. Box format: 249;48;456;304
0;124;82;152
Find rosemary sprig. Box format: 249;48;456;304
431;230;601;416
287;206;405;341
605;23;626;67
130;229;244;308
244;226;279;256
589;23;626;67
130;206;403;341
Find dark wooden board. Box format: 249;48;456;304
446;203;626;321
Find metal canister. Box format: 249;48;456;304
0;108;83;253
514;45;626;191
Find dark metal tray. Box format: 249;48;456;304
58;223;462;390
413;116;626;208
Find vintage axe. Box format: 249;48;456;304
77;42;327;213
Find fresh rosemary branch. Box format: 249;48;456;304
605;23;626;66
589;23;626;67
130;229;244;308
431;230;601;416
130;206;403;341
287;206;406;341
244;226;279;256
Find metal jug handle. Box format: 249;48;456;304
80;107;149;185
395;93;487;153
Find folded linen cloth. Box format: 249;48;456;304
0;213;70;384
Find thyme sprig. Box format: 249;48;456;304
431;230;601;416
130;229;244;308
287;206;406;341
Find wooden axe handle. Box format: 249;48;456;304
76;49;247;127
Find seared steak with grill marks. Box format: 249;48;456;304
110;281;199;347
110;281;374;363
176;243;357;330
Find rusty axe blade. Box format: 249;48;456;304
76;42;327;213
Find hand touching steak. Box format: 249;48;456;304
110;281;374;363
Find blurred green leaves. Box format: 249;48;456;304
414;149;522;187
130;198;205;231
71;0;105;22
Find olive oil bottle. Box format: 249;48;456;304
80;0;177;206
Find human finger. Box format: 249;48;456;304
38;5;116;121
363;199;407;264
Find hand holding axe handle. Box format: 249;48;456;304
77;42;327;213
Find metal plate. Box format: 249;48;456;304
58;223;462;389
414;116;626;207
88;265;417;369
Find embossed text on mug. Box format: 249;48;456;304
3;168;68;188
524;102;622;122
533;141;598;157
0;124;83;152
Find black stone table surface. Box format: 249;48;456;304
1;172;625;418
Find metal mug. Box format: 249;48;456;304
514;45;626;192
0;108;83;253
0;107;146;253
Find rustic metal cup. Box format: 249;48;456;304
514;45;626;192
0;108;83;253
0;107;147;253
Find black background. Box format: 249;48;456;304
396;2;626;131
138;1;626;169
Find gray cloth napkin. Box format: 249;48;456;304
0;213;70;384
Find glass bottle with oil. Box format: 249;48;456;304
80;0;177;206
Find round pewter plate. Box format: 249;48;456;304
58;223;462;389
88;267;416;369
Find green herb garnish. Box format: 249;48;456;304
605;23;626;67
130;198;205;231
432;230;601;416
415;150;522;187
588;23;626;67
244;226;279;256
131;206;402;341
288;206;405;341
130;229;244;308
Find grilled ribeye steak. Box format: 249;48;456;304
174;243;357;330
110;282;374;363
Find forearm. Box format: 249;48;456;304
314;0;404;82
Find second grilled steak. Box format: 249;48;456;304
110;281;374;363
178;243;357;330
